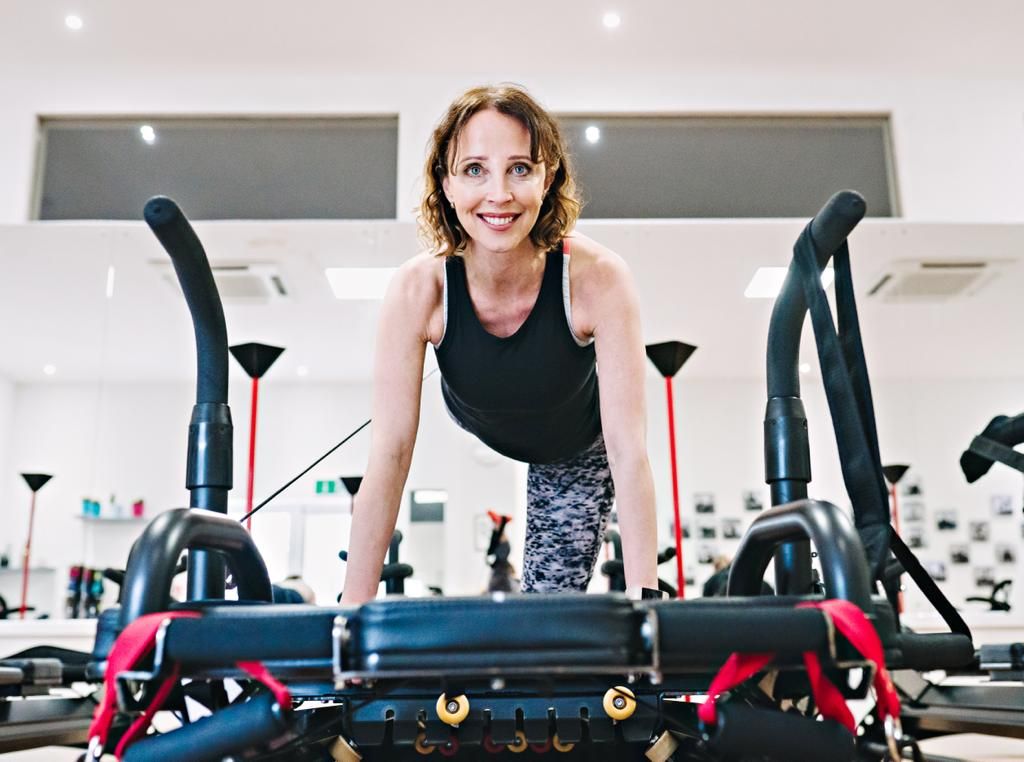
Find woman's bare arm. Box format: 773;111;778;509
339;256;440;605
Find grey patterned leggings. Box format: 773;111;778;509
521;433;615;593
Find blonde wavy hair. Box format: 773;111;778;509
418;84;582;256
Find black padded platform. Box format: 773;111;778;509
143;593;898;686
349;594;645;673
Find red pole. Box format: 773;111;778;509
19;492;37;619
246;377;259;532
889;483;904;613
665;377;685;598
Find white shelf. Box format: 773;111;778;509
75;515;148;523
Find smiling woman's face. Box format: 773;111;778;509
443;108;549;257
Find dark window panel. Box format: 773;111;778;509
559;117;897;218
36;118;398;220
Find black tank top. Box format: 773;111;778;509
434;245;601;464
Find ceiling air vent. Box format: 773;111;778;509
153;262;288;304
865;259;1005;303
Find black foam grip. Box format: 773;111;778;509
767;190;866;399
897;632;975;671
961;413;1024;482
728;499;873;609
143;196;228;405
122;691;287;762
119;509;272;629
708;704;855;762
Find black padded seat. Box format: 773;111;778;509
652;597;832;670
162;604;346;667
350;594;645;672
0;666;23;686
895;631;976;671
0;659;62;686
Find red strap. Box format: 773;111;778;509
238;660;292;709
697;652;774;725
698;600;899;732
88;612;293;760
801;599;901;723
88;611;201;748
113;663;183;757
802;652;855;731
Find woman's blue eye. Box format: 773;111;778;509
511;164;530;176
466;165;483;177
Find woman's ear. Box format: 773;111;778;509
442;175;452;206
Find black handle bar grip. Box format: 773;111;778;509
808;189;867;261
380;562;414;582
728;499;873;610
657;546;676;564
143;196;228;405
767;190;866;399
119;509;273;630
707;704;855;762
961;412;1024;482
122;691;288;762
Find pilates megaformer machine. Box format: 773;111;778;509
0;191;1016;761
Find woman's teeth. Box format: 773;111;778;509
481;215;515;225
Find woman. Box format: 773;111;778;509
340;84;658;604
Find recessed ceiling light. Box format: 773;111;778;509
105;265;116;299
43;364;57;376
296;365;309;377
139;125;156;145
325;267;397;300
602;11;621;29
584;125;601;144
65;15;83;30
799;362;811;374
744;266;834;299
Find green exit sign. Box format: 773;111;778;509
315;479;338;494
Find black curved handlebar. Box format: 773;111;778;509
143;196;228;405
119;509;272;629
767;190;866;399
144;196;234;601
728;499;873;610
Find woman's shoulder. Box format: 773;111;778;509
564;232;630;288
393;250;446;294
383;251;447;318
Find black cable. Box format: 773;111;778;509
239;419;370;524
238;368;438;524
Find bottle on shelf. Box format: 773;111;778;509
79;568;101;618
64;566;83;618
89;569;105;617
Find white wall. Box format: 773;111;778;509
6;369;1022;615
1;372;518;609
0;376;16;569
648;375;1024;613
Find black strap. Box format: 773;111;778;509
791;227;970;640
890;532;970;637
792;231;889;541
969;435;1024;476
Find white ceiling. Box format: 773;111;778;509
2;217;1021;385
4;1;1020;80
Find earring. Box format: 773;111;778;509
449;200;455;208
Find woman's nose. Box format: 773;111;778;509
485;175;514;203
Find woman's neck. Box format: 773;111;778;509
462;240;547;292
